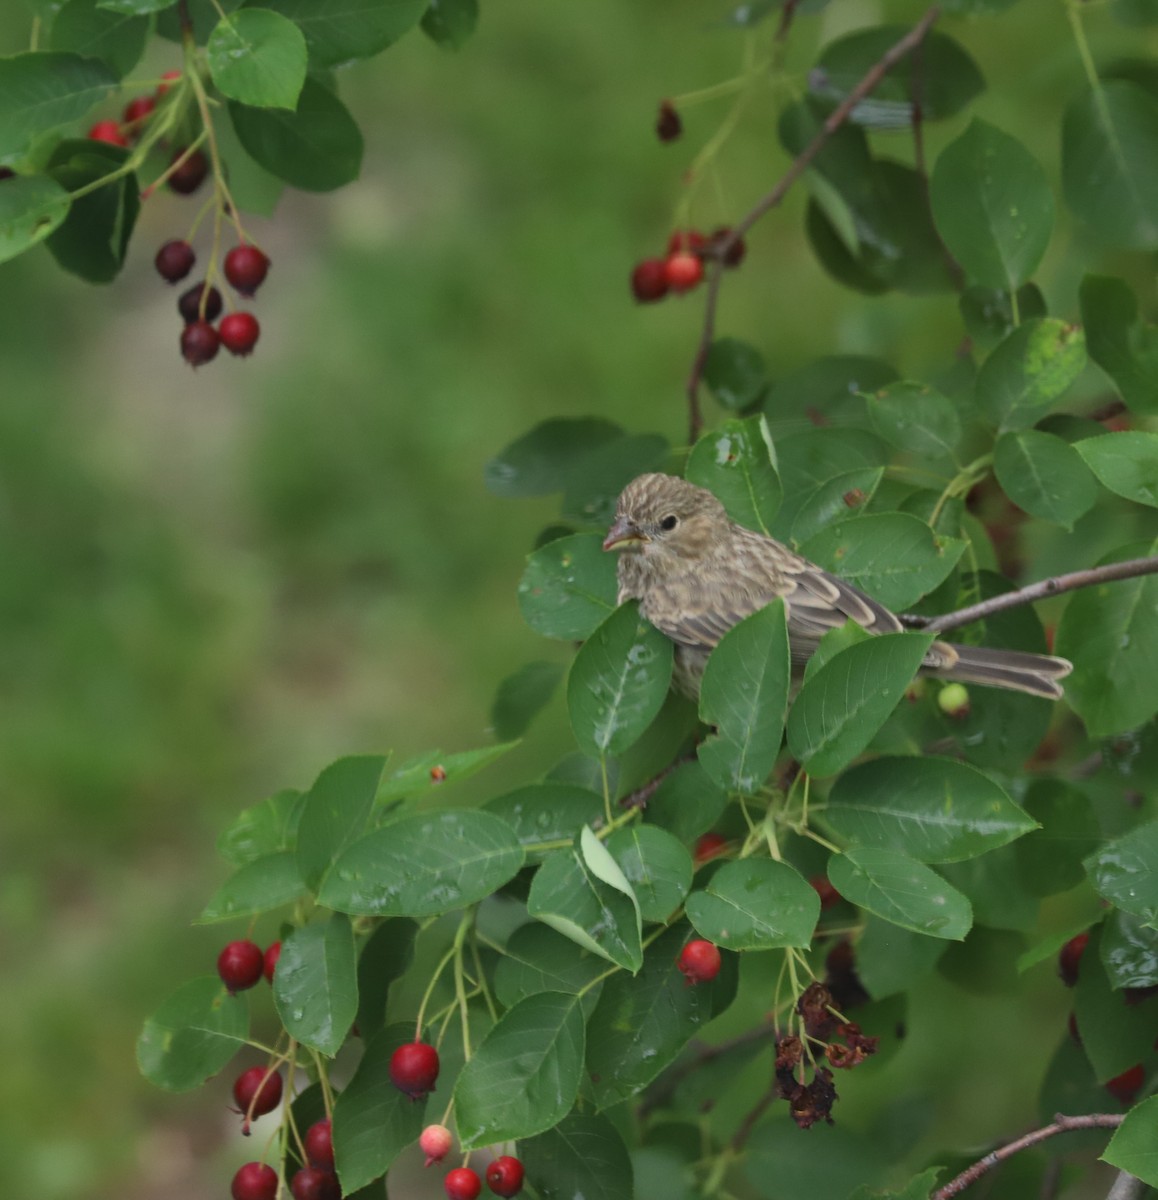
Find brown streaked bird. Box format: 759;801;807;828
603;473;1073;700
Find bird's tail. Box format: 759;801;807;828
923;641;1073;700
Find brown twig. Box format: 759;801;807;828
930;1113;1126;1199
619;751;697;809
900;556;1158;635
685;5;943;443
730;1085;777;1151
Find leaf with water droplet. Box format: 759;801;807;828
518;532;618;641
685;858;819;950
273;913;357;1057
136;977;249;1092
198;850;306;923
685;414;781;534
1085;819;1158;925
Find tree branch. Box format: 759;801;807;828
900;555;1158;635
930;1113;1126;1199
685;4;943;443
1106;1171;1148;1200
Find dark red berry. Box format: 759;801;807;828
0;167;16;181
694;832;728;865
218;939;264;991
156;69;182;96
1105;1063;1145;1104
169;147;209;195
710;226;746;267
220;311;261;357
1067;1011;1081;1045
290;1166;341;1200
224;244;271;296
677;939;721;984
181;320;220;367
88;120;127;147
656;100;682;142
486;1155;525;1197
263;941;281;984
154;239;195;284
305;1119;334;1170
1058;932;1089;987
122;95;156;131
389;1041;440;1099
631;258;669;303
664;252;703;293
445;1167;482;1200
232;1162;279;1200
810;875;842;911
178;282;223;324
232;1065;283;1121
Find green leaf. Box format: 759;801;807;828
520;1112;633;1200
959;283;1048;348
528;843;643;972
940;845;1038;932
374;741;517;804
560;433;670;529
454;991;585;1148
1013;779;1101;897
765;358;898;423
1101;908;1158;989
198;851;305;921
421;0;479;49
332;1023;426;1192
696;601;790;794
0;52;116;159
993;429;1098;529
1075;431;1158;507
584;924;735;1108
355;918;417;1039
824;756;1035;863
273;914;357;1056
1074;926;1158;1081
1062;80;1158;248
49;0;149;77
318;810;525;916
296;755;386;893
829;847;972;939
485;418;622;498
685;859;819;950
44;139;139;283
1085;820;1158;923
800;513;966;611
645;760;728;845
97;0;175;12
0;173;70;264
136;977;249;1091
605;825;692;922
702;339;770;411
567;602;673;758
930;118;1054;291
787;632;935;777
856;915;948;999
1102;1095;1158;1185
790;467;884;544
208;9;307;109
493;923;608;1019
217;788;303;866
974;318;1087;431
229;77;362;191
249;0;428;66
865;381;961;460
1054;539;1158;736
685;415;782;535
485;782;604;858
851;1168;947;1200
518;532;619;640
491;661;563;740
813;27;983;126
1080;274;1158;413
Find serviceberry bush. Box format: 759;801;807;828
6;0;1158;1197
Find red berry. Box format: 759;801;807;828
0;167;16;181
220;311;261;357
445;1167;482;1200
810;875;842;911
156;69;182;96
178;282;223;324
677;939;721;984
88;120;127;147
181;320;220;367
169;147;209;195
693;833;728;865
664;252;703;293
232;1065;283;1121
656;100;682;142
631;258;669;303
122;95;156;131
290;1166;340;1200
154;238;195;284
1067;1011;1081;1045
263;941;281;984
224;244;271;296
232;1162;279;1200
1105;1063;1145;1105
486;1155;525;1197
389;1041;440;1098
420;1123;453;1167
710;226;746;267
666;229;708;256
218;939;264;991
1058;932;1089;987
305;1119;334;1170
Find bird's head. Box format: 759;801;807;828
603;473;727;568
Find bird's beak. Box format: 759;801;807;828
602;516;646;552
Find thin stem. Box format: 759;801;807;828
311;1049;335;1120
469;936;499;1023
415;943;458;1040
452;912;473;1062
600;755;612;827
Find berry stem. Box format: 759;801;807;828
414;942;460;1042
468;936;499;1024
310;1048;335;1121
452;911;473;1062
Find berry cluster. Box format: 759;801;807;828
630;227;746;304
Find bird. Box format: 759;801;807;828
602;473;1072;701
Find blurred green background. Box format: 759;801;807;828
2;1;1155;1196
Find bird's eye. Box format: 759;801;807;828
660;515;679;531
